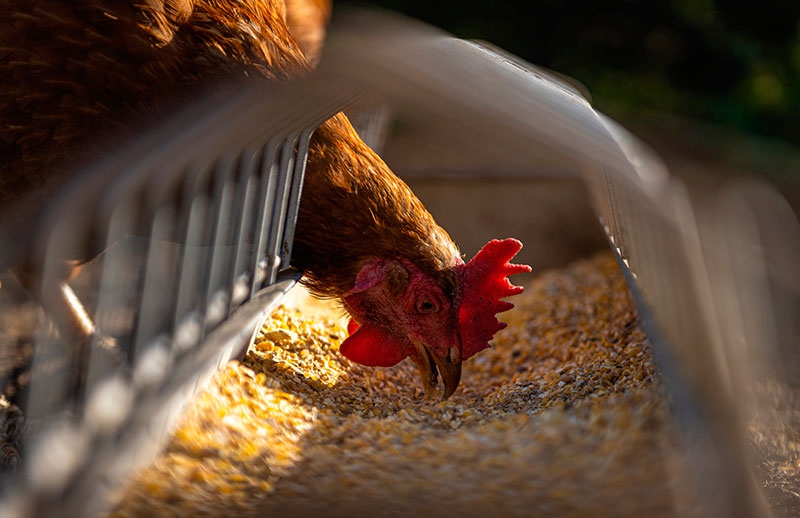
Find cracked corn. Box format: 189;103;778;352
110;253;691;517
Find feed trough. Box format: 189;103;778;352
1;10;797;518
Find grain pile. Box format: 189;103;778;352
110;253;693;517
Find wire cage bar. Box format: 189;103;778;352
0;10;797;518
0;83;324;516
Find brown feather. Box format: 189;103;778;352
0;0;459;301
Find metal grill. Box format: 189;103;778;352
586;118;800;515
0;10;798;518
0;81;335;516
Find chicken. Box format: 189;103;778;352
0;0;530;399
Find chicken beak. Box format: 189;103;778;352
435;345;462;400
409;338;462;400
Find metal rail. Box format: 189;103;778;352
0;9;797;518
0;78;344;516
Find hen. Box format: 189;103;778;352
0;0;530;399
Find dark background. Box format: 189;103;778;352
336;1;800;159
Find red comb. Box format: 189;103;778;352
456;238;531;359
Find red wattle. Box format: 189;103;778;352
339;324;411;367
347;318;360;335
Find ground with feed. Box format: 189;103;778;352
109;252;702;517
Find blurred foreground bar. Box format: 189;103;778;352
0;9;797;517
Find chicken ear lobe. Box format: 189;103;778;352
345;258;408;296
340;323;410;367
456;238;531;359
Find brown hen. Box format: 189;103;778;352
0;0;529;398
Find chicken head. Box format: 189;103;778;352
340;238;531;399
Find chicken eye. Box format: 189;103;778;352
416;298;440;314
